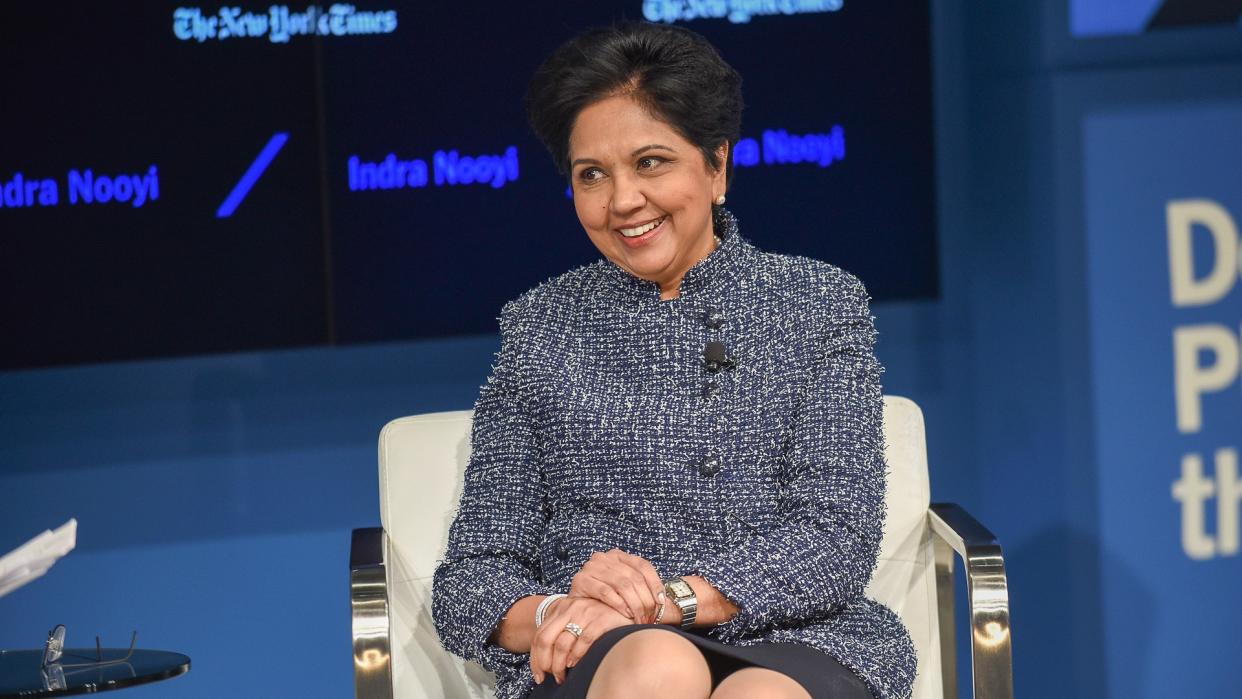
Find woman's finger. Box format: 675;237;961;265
534;597;638;687
599;552;652;621
620;551;667;614
626;575;657;624
540;598;605;685
608;551;657;623
563;617;605;670
576;575;631;618
558;599;631;680
602;562;647;620
549;619;584;684
611;573;647;622
531;603;568;683
579;553;642;620
530;622;552;684
570;550;664;622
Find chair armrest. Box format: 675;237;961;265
928;503;1013;699
351;527;393;699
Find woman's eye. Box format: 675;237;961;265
637;156;665;170
578;167;603;183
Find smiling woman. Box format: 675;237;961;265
432;21;916;699
569;96;725;299
527;23;741;302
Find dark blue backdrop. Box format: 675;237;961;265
0;1;936;371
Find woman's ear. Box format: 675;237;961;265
712;142;730;198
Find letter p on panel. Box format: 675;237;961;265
1173;324;1241;434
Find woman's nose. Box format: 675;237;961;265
609;172;645;213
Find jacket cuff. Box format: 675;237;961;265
473;580;557;672
433;563;555;674
691;559;773;641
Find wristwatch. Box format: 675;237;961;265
663;577;698;629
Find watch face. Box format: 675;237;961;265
667;579;694;599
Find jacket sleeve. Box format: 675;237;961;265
432;298;554;673
695;272;886;641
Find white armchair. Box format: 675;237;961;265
350;395;1013;698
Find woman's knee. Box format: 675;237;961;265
710;667;811;699
587;629;712;699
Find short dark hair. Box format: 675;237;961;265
525;22;744;188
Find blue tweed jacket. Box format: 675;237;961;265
432;209;916;699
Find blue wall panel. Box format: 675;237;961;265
1084;100;1242;698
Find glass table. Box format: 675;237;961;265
0;648;189;697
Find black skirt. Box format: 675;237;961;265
526;624;874;699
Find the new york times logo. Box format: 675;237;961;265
173;4;397;43
643;0;843;24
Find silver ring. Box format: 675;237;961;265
563;622;583;638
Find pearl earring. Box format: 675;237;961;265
715;194;726;205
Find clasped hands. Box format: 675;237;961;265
530;548;668;685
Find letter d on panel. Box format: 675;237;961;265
1173;324;1240;433
1167;199;1239;307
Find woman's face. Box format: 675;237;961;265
568;94;727;299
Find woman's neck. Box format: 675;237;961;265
658;233;722;301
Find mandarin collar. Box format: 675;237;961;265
601;207;749;303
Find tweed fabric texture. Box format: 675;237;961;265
432;208;916;699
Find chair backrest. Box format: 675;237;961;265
377;395;941;699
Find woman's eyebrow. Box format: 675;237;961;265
571;144;677;168
632;143;677;156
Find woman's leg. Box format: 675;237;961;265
710;667;812;699
585;628;713;699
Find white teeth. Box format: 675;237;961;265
620;217;665;238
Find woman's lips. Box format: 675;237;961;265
617;216;667;248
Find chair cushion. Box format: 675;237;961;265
867;396;940;699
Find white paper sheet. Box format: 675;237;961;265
0;519;77;598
